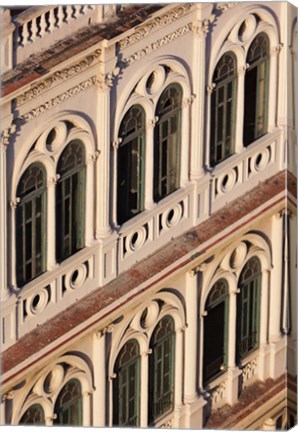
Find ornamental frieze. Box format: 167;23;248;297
15;49;101;107
19;77;97;121
120;24;192;67
119;4;193;49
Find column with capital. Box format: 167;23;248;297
235;65;248;154
183;269;206;429
269;210;286;379
145;118;156;210
8;198;19;290
258;268;271;381
92;328;109;426
86;151;99;245
173;326;184;428
140;349;150;427
271;45;282;132
190;18;213;179
95;73;116;238
226;286;241;405
47;175;59;270
0;130;9;299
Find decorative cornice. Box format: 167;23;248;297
120;24;192;67
191;16;215;38
1;123;16;148
119;4;193;49
15;49;101;107
20;77;97;121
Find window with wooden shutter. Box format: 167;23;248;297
244;32;269;146
149;315;175;424
237;257;261;360
154;84;182;202
54;379;82;426
210;52;237;166
117;105;145;225
16;163;47;286
56;140;86;262
203;279;229;384
113;339;140;426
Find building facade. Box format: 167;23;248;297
0;3;297;429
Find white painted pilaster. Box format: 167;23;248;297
85;153;98;245
226;289;240;405
258;269;270;381
0;141;8;300
92;331;106;426
47;177;57;270
140;350;149;427
144;119;155;209
235;66;246;153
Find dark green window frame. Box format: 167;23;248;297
237;257;261;360
19;404;45;425
210;52;237;167
244;32;270;146
54;379;82;426
203;279;229;384
117;105;145;225
113;339;140;426
56;140;86;262
149;315;175;424
154;84;182;203
16;163;47;287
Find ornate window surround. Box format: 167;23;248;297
109;290;186;428
8;114;96;290
199;233;272;396
206;8;280;169
13;354;93;426
112;59;191;229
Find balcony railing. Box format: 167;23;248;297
1;5;117;69
1;130;284;350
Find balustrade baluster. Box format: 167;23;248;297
17;26;23;46
39;13;46;36
57;6;64;27
47;9;55;32
31;18;38;41
22;22;30;45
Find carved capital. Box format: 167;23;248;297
206;83;216;94
109;372;117;381
141;348;152;357
48;174;60;186
216;3;238;12
271;43;283;56
182;94;196;109
2;391;14;402
191;262;207;276
192;16;215;38
113;138;122;150
87;150;100;164
238;63;249;76
96;68;120;91
146;116;159;129
9;197;20;208
1;123;16;148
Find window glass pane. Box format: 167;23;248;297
56;141;85;262
149;316;175;423
154;84;182;202
117;105;145;225
210;53;237;166
54;379;82;426
237;257;261;359
19;404;45;425
113;340;140;427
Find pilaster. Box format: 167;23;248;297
92;328;109;426
145;118;156;209
140;349;150;427
190;16;214;178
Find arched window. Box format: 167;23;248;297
203;279;229;384
117;105;145;225
149;315;175;424
54;379;82;425
244;32;270;146
113;339;140;426
56;140;86;262
19;404;45;425
16;163;47;286
237;257;261;360
154;84;182;202
210;52;237;166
